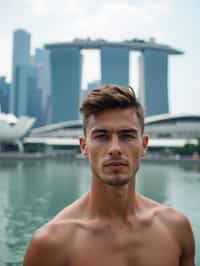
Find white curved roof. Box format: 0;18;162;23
30;113;200;139
145;113;200;124
0;115;36;142
0;113;18;124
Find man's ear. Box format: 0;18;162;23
79;136;88;157
141;135;149;157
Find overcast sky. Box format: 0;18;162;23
0;0;199;114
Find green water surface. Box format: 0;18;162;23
0;158;199;265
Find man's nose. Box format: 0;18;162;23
108;135;122;156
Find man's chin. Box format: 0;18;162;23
99;175;131;186
106;180;130;187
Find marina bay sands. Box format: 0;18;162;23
45;38;182;123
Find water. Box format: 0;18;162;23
0;158;199;265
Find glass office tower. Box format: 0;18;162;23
11;29;31;114
101;47;129;87
0;77;10;113
140;50;169;116
14;65;37;116
49;47;81;123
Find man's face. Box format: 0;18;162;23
80;108;148;186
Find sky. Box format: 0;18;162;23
0;0;199;114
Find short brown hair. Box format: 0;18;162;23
80;84;144;135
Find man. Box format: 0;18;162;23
24;84;195;266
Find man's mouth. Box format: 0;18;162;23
104;160;128;169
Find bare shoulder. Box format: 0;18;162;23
138;193;192;228
23;193;89;266
139;194;195;262
151;201;194;242
156;204;195;264
141;194;194;239
23;222;70;266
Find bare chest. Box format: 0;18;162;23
67;224;181;266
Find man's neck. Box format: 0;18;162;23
87;177;139;221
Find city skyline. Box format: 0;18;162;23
46;39;178;119
0;0;199;115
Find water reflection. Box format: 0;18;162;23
178;161;200;172
144;159;200;173
0;159;199;265
137;162;169;204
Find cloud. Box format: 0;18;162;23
65;1;168;41
26;0;173;36
0;0;199;114
0;0;174;79
27;0;50;16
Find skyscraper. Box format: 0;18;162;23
138;54;145;108
139;50;169;116
101;47;129;86
14;64;43;127
27;79;43;127
32;48;51;124
46;39;182;122
14;65;37;116
87;80;101;91
48;46;81;123
10;29;31;114
0;77;10;113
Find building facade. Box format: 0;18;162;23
49;47;81;123
32;48;51;124
11;29;31;114
139;50;169;116
0;77;10;113
14;65;37;116
46;39;182;123
101;47;129;87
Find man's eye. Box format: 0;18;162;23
94;134;109;140
121;134;136;140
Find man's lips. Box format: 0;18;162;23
103;161;128;167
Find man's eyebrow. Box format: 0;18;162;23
91;129;109;135
91;128;139;135
119;128;138;134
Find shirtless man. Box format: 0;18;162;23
23;84;195;266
